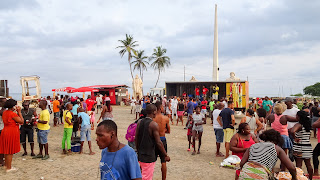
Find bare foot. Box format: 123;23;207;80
22;152;27;156
67;150;72;155
62;149;67;154
31;153;35;157
192;151;196;155
89;152;95;155
197;151;200;154
79;151;83;154
216;152;224;157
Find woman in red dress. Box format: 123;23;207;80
0;99;23;172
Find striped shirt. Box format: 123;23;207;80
293;127;313;158
248;142;278;171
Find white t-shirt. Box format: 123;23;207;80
0;108;4;131
96;96;102;105
223;101;228;108
130;99;136;106
46;100;51;109
283;107;299;129
171;99;178;109
212;109;223;129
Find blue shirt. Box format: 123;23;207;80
78;112;90;126
71;104;79;115
187;101;194;114
219;108;235;129
100;145;142;180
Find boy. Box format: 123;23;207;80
33;100;50;160
62;103;73;154
78;108;95;155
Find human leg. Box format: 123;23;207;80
27;128;35;156
4;154;13;170
192;130;197;155
20;127;27;155
161;162;167;180
215;129;224;157
198;132;203;153
62;128;67;151
295;157;302;168
66;128;73;151
313;143;320;175
224;128;233;158
304;159;313;180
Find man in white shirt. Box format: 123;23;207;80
283;97;299;129
212;102;224;157
171;96;178;120
96;94;103;114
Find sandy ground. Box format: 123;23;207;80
0;106;318;180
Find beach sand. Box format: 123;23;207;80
0;106;317;180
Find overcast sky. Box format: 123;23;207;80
1;0;320;97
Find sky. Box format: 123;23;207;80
1;0;320;97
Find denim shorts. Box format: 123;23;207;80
214;128;224;143
80;125;91;141
37;130;49;144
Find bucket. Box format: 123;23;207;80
71;142;81;152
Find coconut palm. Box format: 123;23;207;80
131;50;149;82
149;46;171;88
116;34;139;80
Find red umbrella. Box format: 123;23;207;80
70;87;99;93
51;87;76;93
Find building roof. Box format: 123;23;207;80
86;85;128;89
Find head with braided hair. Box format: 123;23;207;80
259;129;284;146
297;110;311;132
237;123;251;135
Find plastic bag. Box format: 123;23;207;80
220;155;241;169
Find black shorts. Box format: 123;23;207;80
73;115;79;132
20;127;34;143
155;138;167;163
97;105;102;109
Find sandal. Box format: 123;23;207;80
6;167;18;173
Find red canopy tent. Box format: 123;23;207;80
70;87;99;93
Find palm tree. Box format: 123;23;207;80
131;50;149;82
116;34;139;80
149;46;171;88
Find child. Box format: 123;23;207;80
78;108;95;155
90;107;95;130
186;114;193;151
191;106;206;155
62;103;73;155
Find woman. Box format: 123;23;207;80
313;117;320;176
166;100;172;124
290;110;313;179
191;106;206;155
267;103;298;170
98;101;113;123
256;107;267;134
177;98;185;126
240;109;263;135
230;123;258;159
0;99;24;172
237;129;297;180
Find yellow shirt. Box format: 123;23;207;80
63;111;73;128
37;109;50;130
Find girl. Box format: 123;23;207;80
177;98;185;126
191;106;206;155
186;114;193;151
90;107;95;130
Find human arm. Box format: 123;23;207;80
12;106;24;124
266;114;275;124
276;145;297;180
230;134;247;153
290;123;302;142
64;112;73;125
98;107;106;123
285;115;299;122
312;118;320;128
165;117;170;134
252;134;259;143
231;114;235;127
239;149;250;169
151;122;170;161
255;118;263;134
78;116;82;130
217;116;223;127
135;121;140;152
240;117;246;124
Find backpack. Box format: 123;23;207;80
125;123;137;142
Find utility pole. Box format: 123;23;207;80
184;65;186;82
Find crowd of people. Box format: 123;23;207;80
2;90;320;180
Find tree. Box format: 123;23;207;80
149;46;171;88
290;93;303;97
116;34;139;80
304;82;320;96
131;50;148;82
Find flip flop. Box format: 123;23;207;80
191;151;196;155
6;167;18;173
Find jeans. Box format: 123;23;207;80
62;128;73;150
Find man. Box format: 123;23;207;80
78;108;95;155
96;120;142;180
21;101;37;156
130;97;136;114
86;95;96;113
209;98;215;121
135;104;170;180
212;103;224;157
153;101;170;180
96;94;103;114
33;100;50;160
217;101;235;158
162;95;167;115
62;103;73;154
52;96;61;127
195;86;200;99
283;97;299;162
221;97;228;109
0;97;6;166
171;96;178;121
46;96;52;114
185;98;195;129
200;98;208;118
262;96;273;116
202;86;208;99
311;102;320;137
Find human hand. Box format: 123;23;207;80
294;138;300;143
16;106;21;112
165;155;170;162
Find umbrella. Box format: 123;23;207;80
51;87;76;93
70;87;99;93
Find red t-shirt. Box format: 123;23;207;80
86;99;96;111
182;93;187;97
202;88;208;95
195;88;200;95
201;100;207;109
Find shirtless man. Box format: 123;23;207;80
153;101;170;180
